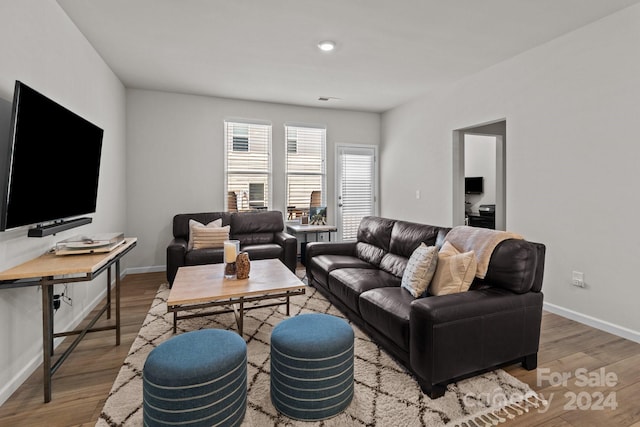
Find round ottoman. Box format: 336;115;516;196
270;313;354;420
143;329;247;427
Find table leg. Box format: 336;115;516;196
239;300;244;336
41;282;53;403
115;261;121;346
107;266;112;319
286;293;291;316
173;311;177;334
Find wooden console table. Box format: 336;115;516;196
0;237;137;402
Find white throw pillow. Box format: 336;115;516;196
429;241;477;296
401;243;439;298
188;218;222;250
192;225;230;250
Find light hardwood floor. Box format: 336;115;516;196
0;271;638;426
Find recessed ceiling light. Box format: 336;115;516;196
317;41;336;52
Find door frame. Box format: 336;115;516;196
334;143;379;241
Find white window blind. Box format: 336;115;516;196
339;148;375;241
285;125;326;210
225;121;271;210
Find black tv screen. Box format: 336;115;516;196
0;81;103;231
465;176;483;194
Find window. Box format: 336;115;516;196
225;120;271;210
249;183;265;208
285;125;326;213
287;130;297;154
232;124;249;152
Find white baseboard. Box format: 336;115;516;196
544;302;640;344
0;352;43;408
127;265;165;275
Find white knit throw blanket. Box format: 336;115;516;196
445;226;523;279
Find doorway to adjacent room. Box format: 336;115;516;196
452;120;506;230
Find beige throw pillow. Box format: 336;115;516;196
192;225;230;250
401;243;439;298
188;218;223;250
429;241;477;296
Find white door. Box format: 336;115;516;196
336;145;377;241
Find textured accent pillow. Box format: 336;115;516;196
188;218;222;250
192;225;230;250
401;243;439;298
429;241;477;296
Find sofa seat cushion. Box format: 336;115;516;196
328;268;401;315
359;287;413;351
309;255;375;288
241;243;282;261
185;248;224;266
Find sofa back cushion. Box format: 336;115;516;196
484;239;542;294
389;221;449;256
173;212;231;241
231;210;284;246
356;216;395;267
379;221;450;278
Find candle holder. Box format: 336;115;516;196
224;261;237;279
223;240;240;279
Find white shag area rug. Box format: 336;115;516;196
97;282;545;427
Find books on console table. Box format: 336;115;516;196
55;232;125;255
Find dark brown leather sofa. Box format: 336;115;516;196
305;216;546;398
166;210;297;286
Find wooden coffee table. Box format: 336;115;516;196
167;259;305;336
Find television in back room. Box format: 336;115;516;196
0;80;104;236
465;176;483;194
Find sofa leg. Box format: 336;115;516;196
522;353;538;370
420;382;446;399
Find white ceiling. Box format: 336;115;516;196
57;0;640;113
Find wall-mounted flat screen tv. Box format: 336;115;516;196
465;176;483;194
0;81;104;233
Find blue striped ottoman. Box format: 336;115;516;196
143;329;247;427
270;313;354;420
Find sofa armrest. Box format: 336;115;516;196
305;241;357;261
274;231;297;272
166;238;188;287
409;288;543;386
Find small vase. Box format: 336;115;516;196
236;252;250;280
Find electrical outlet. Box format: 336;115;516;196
571;271;585;288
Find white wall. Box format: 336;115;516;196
0;1;126;404
126;89;380;272
381;4;640;340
